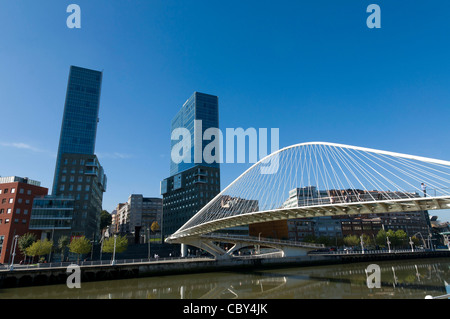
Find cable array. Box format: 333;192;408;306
174;142;450;236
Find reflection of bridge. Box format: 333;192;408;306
166;142;450;258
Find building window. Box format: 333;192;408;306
7;208;11;214
16;209;20;214
27;190;31;195
9;198;13;204
19;188;24;194
11;188;15;193
5;219;9;223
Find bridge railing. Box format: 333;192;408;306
308;248;433;255
202;233;325;248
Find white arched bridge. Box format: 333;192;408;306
166;142;450;258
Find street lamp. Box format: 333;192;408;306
386;236;391;253
409;237;414;252
111;234;117;265
9;235;19;271
360;235;365;254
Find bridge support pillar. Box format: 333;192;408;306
181;244;187;257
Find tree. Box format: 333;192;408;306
150;221;160;233
102;235;128;256
58;235;70;262
18;233;36;263
343;235;359;247
394;230;408;248
100;210;112;230
375;229;387;247
68;236;92;262
26;239;53;263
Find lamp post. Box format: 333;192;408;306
386;236;391;253
9;235;19;271
111;234;117;265
360;235;365;254
147;226;151;260
409;237;414;252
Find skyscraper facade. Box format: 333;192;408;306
162;92;220;240
170;92;219;176
31;66;106;244
52;66;103;195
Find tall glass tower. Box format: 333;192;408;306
52;66;103;194
169;92;219;176
162;92;221;240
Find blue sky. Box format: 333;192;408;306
1;1;450;221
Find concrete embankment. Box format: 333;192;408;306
1;251;449;289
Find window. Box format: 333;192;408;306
9;198;13;204
16;209;20;214
0;209;3;214
24;209;28;215
11;188;15;193
27;190;31;195
5;219;9;224
4;188;8;194
14;219;18;223
19;188;24;194
7;208;11;214
22;219;27;224
18;198;22;204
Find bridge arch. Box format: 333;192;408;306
166;142;450;245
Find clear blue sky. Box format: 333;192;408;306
1;1;450;221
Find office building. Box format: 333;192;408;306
162;92;221;240
52;65;103;195
114;194;162;242
0;176;48;264
31;65;106;243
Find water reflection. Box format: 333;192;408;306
0;258;449;299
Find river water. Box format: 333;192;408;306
1;257;449;299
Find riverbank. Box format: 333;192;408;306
1;250;449;289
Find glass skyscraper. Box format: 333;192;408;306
169;92;219;176
30;65;107;246
52;66;103;195
162;92;221;240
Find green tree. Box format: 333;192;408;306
375;229;387;247
26;239;53;263
102;235;128;256
394;230;408;248
18;233;36;263
58;235;70;262
68;236;92;262
100;210;112;230
343;235;360;247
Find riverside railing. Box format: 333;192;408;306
0;255;213;271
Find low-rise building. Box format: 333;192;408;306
0;176;48;264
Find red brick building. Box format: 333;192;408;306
0;176;48;264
